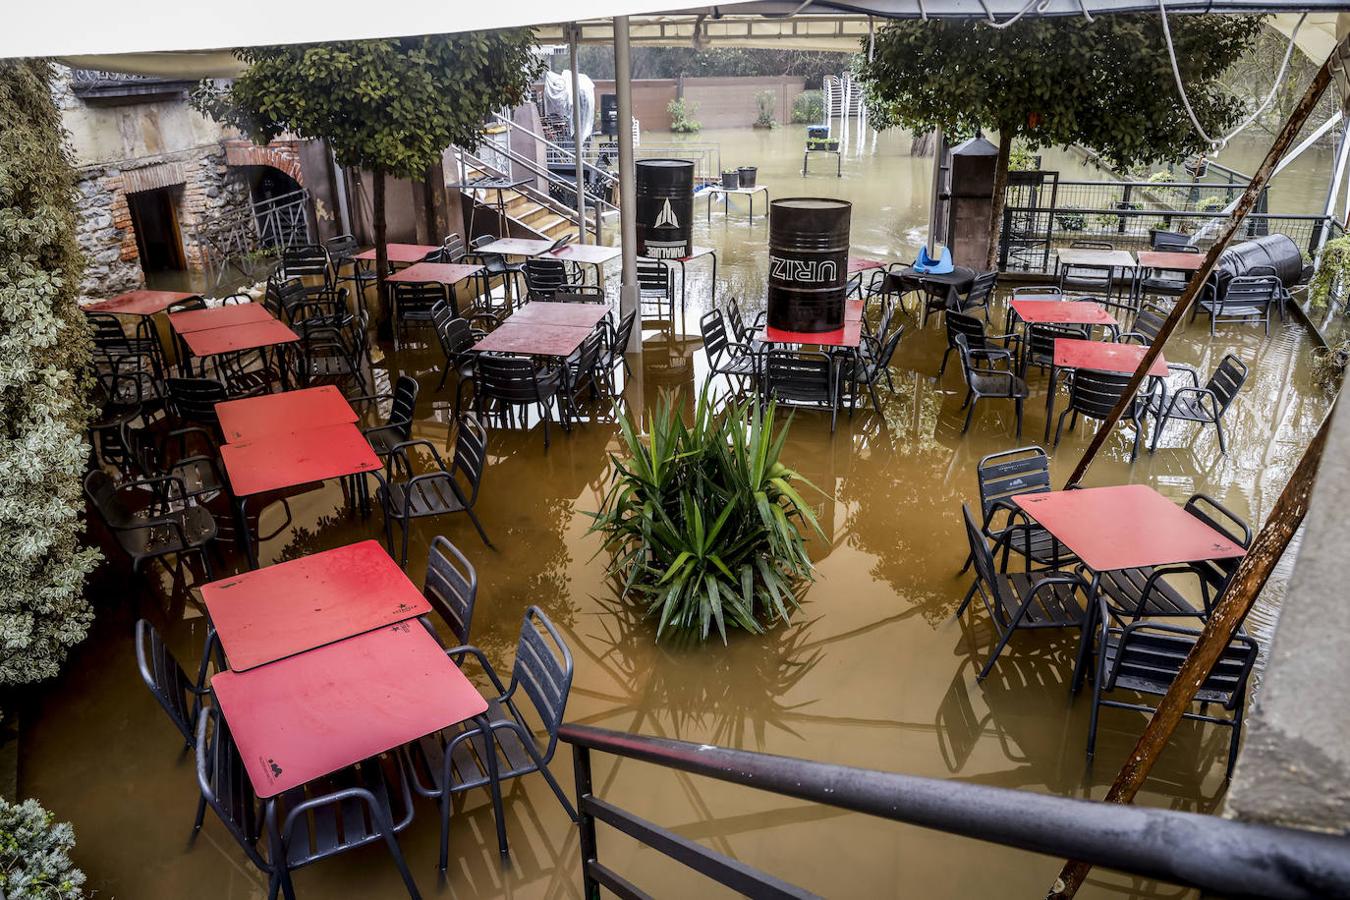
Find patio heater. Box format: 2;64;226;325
766;197;852;332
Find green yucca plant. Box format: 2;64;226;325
589;387;822;643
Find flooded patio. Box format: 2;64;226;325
29;124;1335;898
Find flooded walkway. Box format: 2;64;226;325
27;127;1335;899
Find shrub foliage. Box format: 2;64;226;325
590;389;821;643
0;797;85;899
0;60;98;687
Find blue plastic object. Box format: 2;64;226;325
913;245;954;275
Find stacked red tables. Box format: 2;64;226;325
472;301;608;358
1013;484;1246;691
168;303;272;333
215;385;357;444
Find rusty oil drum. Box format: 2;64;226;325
636;159;694;260
766;198;852;332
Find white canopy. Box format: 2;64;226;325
10;0;1350;62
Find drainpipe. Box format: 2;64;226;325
615;15;640;353
568;25;588;244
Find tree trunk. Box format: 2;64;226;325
373;169;391;341
985;129;1013;272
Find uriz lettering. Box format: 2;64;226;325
769;255;838;284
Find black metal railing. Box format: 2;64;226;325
191;188;310;274
68;68;195;102
562;723;1350;900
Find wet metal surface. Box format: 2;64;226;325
26;125;1334;899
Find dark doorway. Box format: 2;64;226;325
128;186;185;273
246;166;303;204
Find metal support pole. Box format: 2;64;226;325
568;26;588;244
927;128;944;256
615;15;640;353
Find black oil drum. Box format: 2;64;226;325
767;198;851;332
636;159;694;260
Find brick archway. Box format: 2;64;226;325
223;139;304;186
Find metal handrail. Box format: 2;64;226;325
562;723;1350;900
489;113;619;190
459;143;618;218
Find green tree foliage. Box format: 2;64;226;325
578;46;849;87
194;34;542;322
858;14;1262;267
0;797;85;899
0;60;98;688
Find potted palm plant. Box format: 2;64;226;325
589;388;822;643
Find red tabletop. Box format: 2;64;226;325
211;623;487;797
1011;300;1117;327
845;300;864;323
180;319;299;357
473;322;591;357
215;386;357;444
386;262;483;285
511;302;610;328
1136;251;1205;271
760;320;863;349
169;303;273;334
85;290;198;316
848;257;885;274
220;422;381;497
547;243;621;265
1013;484;1246;572
353;243;440;263
473;237;555;257
675;245;716;262
202;540;431;672
1053;339;1167;377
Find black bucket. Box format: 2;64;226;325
767;198;852;333
636;159;694;260
738;166;758;189
721;170;740;190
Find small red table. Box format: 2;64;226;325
386;261;482;286
1044;339;1169;441
353;243;440;264
215;385;357;444
511;302;609;329
1136;251;1204;272
84;289;199;317
211;623;487;798
473;237;556;258
473;322;591;357
180;319;299;358
220;422;381;567
168;303;273;334
1010;300;1117;328
847;257;886;275
201;540;431;671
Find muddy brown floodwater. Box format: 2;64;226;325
28;124;1333;899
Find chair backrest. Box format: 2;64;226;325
1012;285;1062;298
869;325;904;374
945;311;989;354
166;377;228;425
725;299;749;342
1071;240;1114;250
393;282;446;320
1067;368;1132;420
961;271;998;310
761;349;833;403
84;469;129;529
1126;303;1169;345
553;285;606;304
700;309;733;361
572;328;605;376
135;618;202;743
506;606;573;762
1181;493;1252;600
1027;324;1085;361
219;293;253;306
1151;231;1191;251
1204;354;1248;414
265;276;310;320
636;260;672;296
1106;621;1257;710
961;504;1007;617
1221;274;1280;309
280;243;331;282
424;536;477;647
387;374;419;439
476;355;543;404
437;315;476;358
441;233;467;263
168;297;206;314
87;312;133;354
324;233;359;259
975;447;1051;520
608;310;637;363
524;258;569;298
195;707;267;869
451;413;489;507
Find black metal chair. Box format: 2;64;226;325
600;310;638;393
759;348;841;432
470;355;568;448
433;309;486;393
921;270;996;328
1134;245;1199;305
846;326;903;414
195;706;421;900
725;297;765;346
940;311;1018;377
324;234;373;294
392;281;446;343
1022;323;1088;377
1094;493;1251;623
466;235;525;312
957;505;1089;680
376;414;491;565
136;618;215;749
562;327;606;410
358;374;420;461
401;606;578;866
1145;353;1247;454
278;243;333;286
1193;274;1278;336
295;310;371;395
123;418;227;507
953;334;1029;437
1052;367;1148;460
84;469;216;578
165;377;228;430
1116;302;1170;346
637;260;675;322
1151;230;1192;251
700;309;757;397
523;258;574;300
422;535;477;648
1086;597;1258;777
963;446;1075;574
